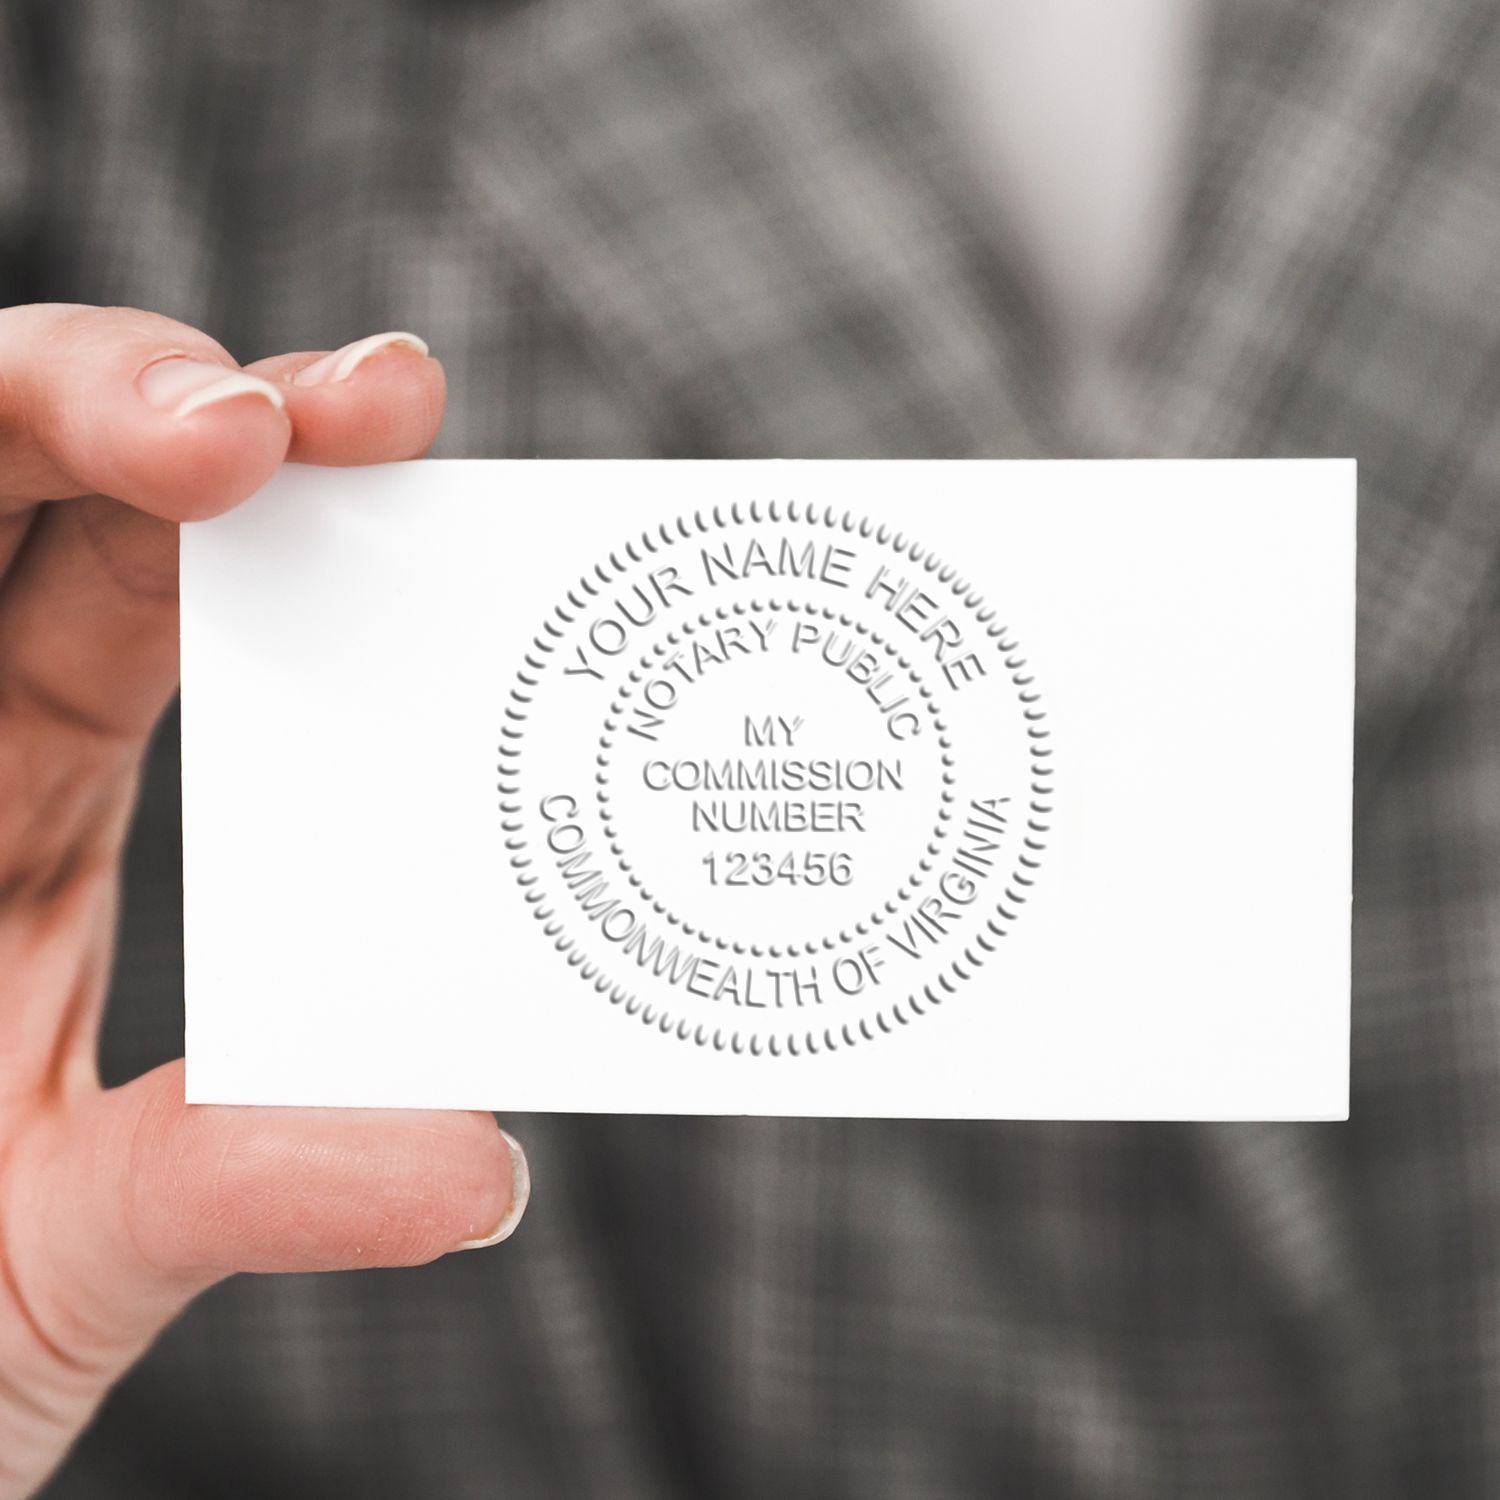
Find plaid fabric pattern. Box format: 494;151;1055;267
2;0;1495;1492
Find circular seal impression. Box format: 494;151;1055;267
499;500;1053;1057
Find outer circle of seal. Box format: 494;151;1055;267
498;500;1054;1059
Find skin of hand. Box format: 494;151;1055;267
0;305;528;1497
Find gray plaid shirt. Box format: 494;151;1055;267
9;0;1500;1493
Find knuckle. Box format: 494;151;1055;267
119;1070;211;1282
5;302;226;374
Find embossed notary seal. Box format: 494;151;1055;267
499;502;1053;1056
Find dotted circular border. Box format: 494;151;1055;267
498;499;1054;1057
595;599;954;957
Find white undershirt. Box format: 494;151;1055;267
905;0;1203;436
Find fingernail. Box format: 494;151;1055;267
138;357;286;420
455;1129;530;1251
292;330;430;387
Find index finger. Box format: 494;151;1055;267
0;303;293;520
0;306;447;523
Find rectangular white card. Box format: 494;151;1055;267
180;459;1354;1119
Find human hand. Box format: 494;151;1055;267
0;306;527;1497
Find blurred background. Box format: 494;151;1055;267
6;0;1500;1493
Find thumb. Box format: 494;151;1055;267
0;1061;526;1484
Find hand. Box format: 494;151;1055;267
0;306;528;1497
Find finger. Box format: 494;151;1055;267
0;304;291;521
246;332;446;467
0;1063;527;1496
1;1060;526;1387
0;498;181;739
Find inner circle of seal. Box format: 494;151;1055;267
596;601;955;957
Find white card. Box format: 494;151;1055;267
180;459;1353;1119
